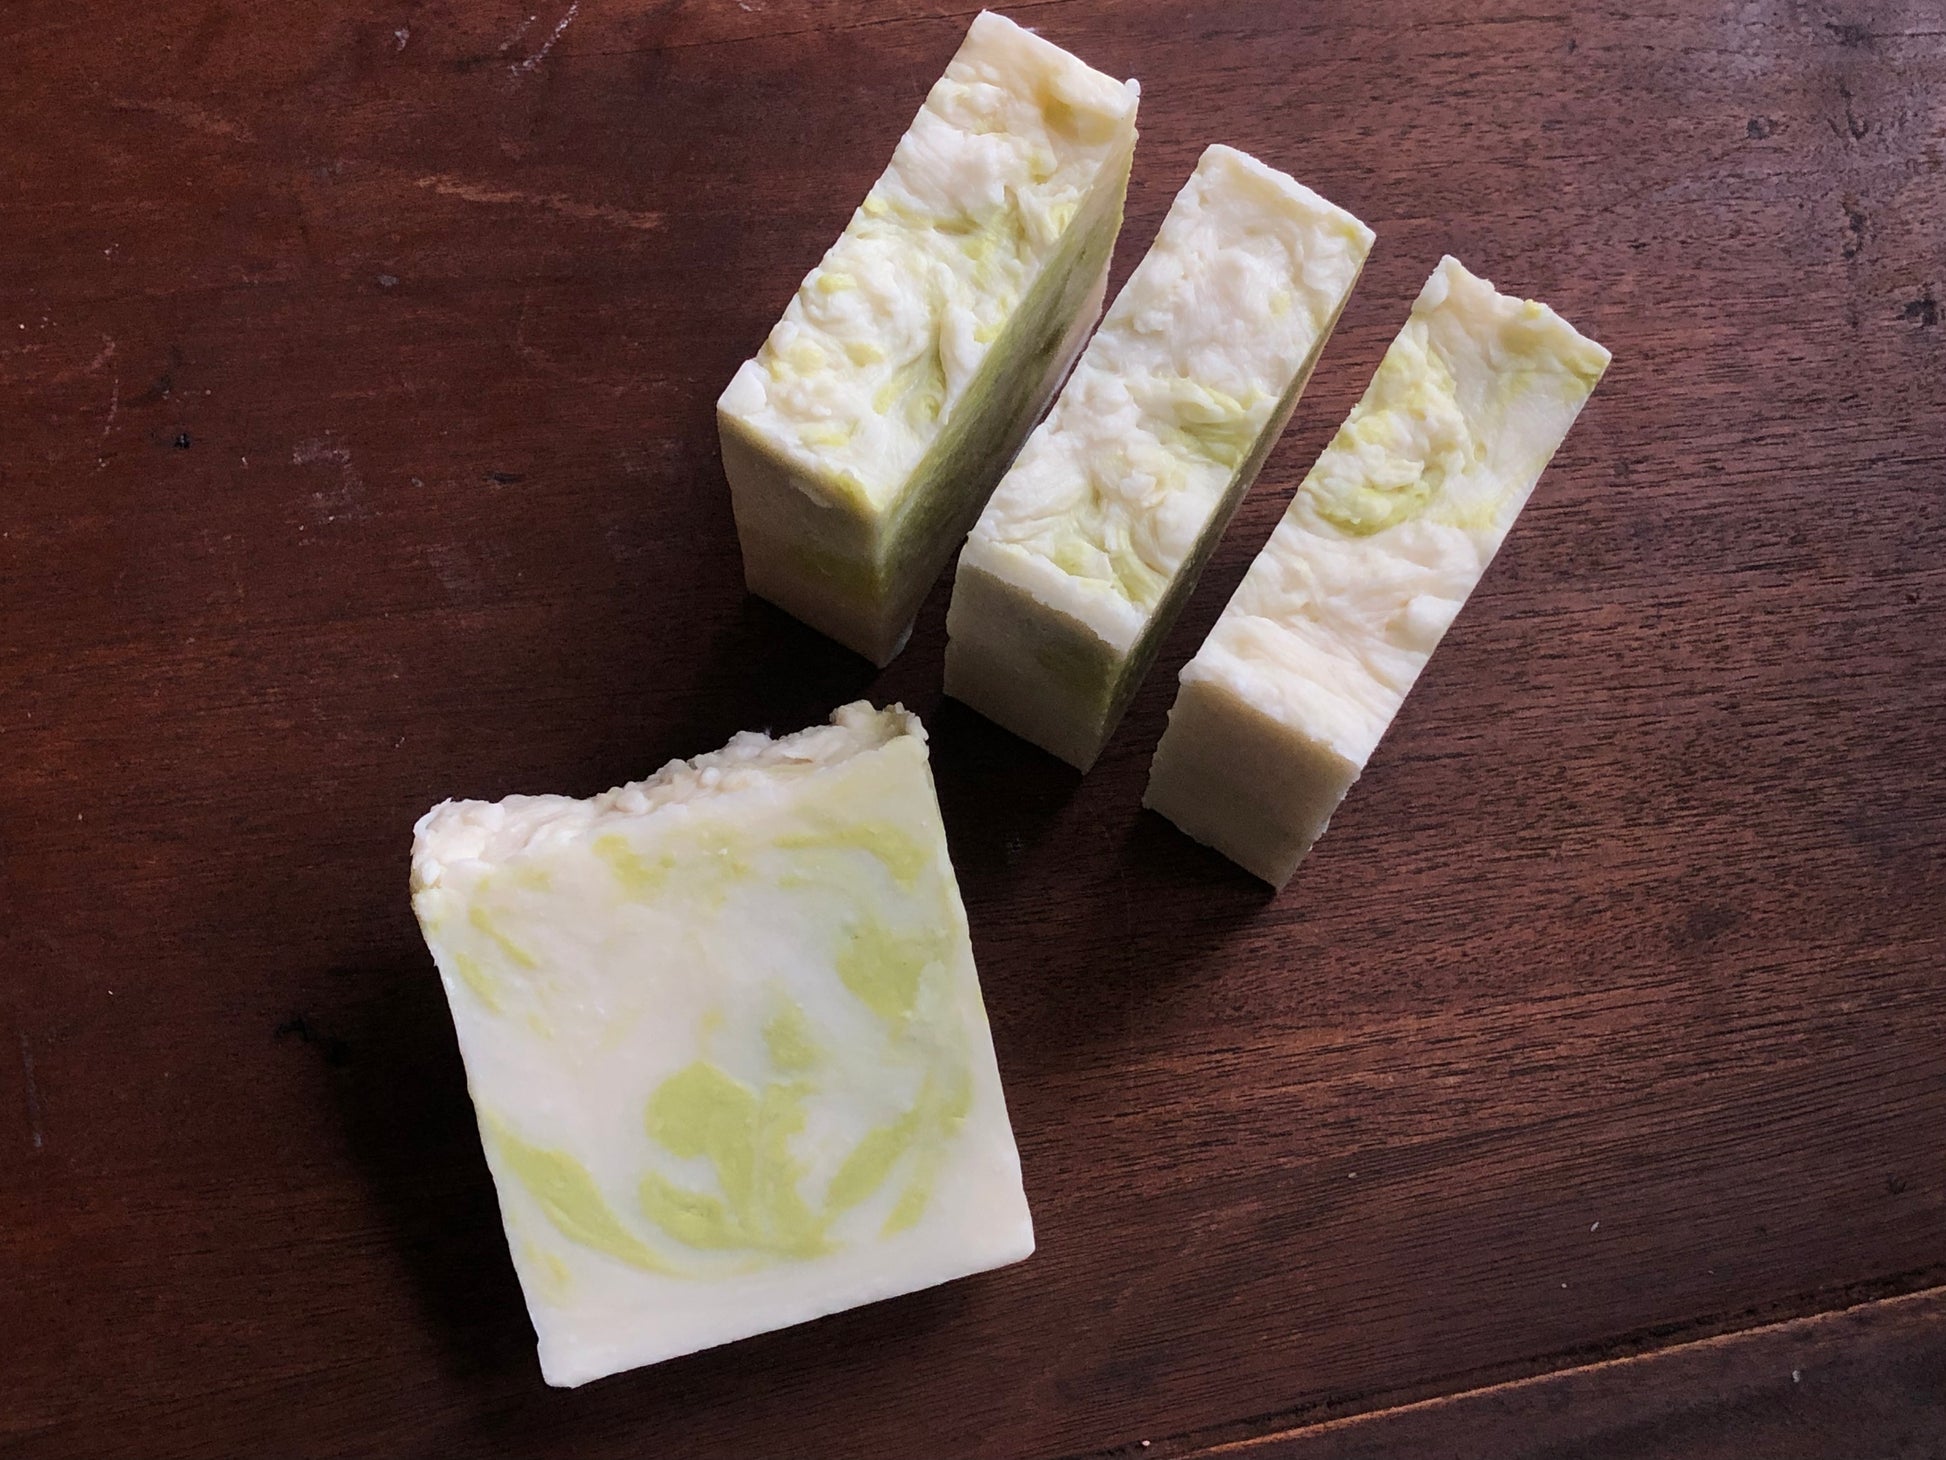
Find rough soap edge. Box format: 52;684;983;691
412;701;922;886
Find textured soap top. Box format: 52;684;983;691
1185;255;1610;765
716;11;1138;512
963;143;1373;653
412;702;1032;1386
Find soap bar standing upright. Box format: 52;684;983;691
717;11;1141;665
945;145;1373;769
1145;256;1611;886
411;703;1033;1386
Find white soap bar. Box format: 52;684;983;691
1145;256;1611;886
717;11;1139;665
411;704;1032;1386
945;145;1373;769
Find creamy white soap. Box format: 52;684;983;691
411;704;1032;1386
717;11;1139;665
1145;256;1611;886
945;145;1373;769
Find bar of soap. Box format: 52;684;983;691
410;704;1032;1386
717;11;1140;666
1145;256;1611;886
945;145;1373;769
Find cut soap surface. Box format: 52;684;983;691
717;10;1139;665
411;704;1032;1386
945;145;1373;768
1145;256;1611;886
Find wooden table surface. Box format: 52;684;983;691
5;2;1943;1456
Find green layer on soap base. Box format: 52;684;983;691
722;155;1130;666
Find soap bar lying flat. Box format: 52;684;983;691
717;11;1139;665
945;145;1373;769
1145;256;1610;886
410;704;1032;1386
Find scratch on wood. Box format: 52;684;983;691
49;334;116;385
1837;80;1871;142
512;0;579;74
19;1033;43;1151
112;98;254;144
497;11;538;52
293;435;372;523
1842;196;1868;260
415;174;662;233
424;541;486;607
98;370;120;470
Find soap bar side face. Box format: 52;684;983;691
943;552;1128;769
412;705;1033;1385
717;12;1139;664
946;146;1373;767
1143;676;1361;886
1149;257;1610;884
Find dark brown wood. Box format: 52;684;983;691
3;2;1941;1457
1195;1287;1946;1459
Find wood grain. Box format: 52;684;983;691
1200;1286;1946;1459
2;1;1941;1457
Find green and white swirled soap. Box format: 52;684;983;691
946;145;1373;769
717;11;1139;666
410;703;1031;1386
1146;257;1611;887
